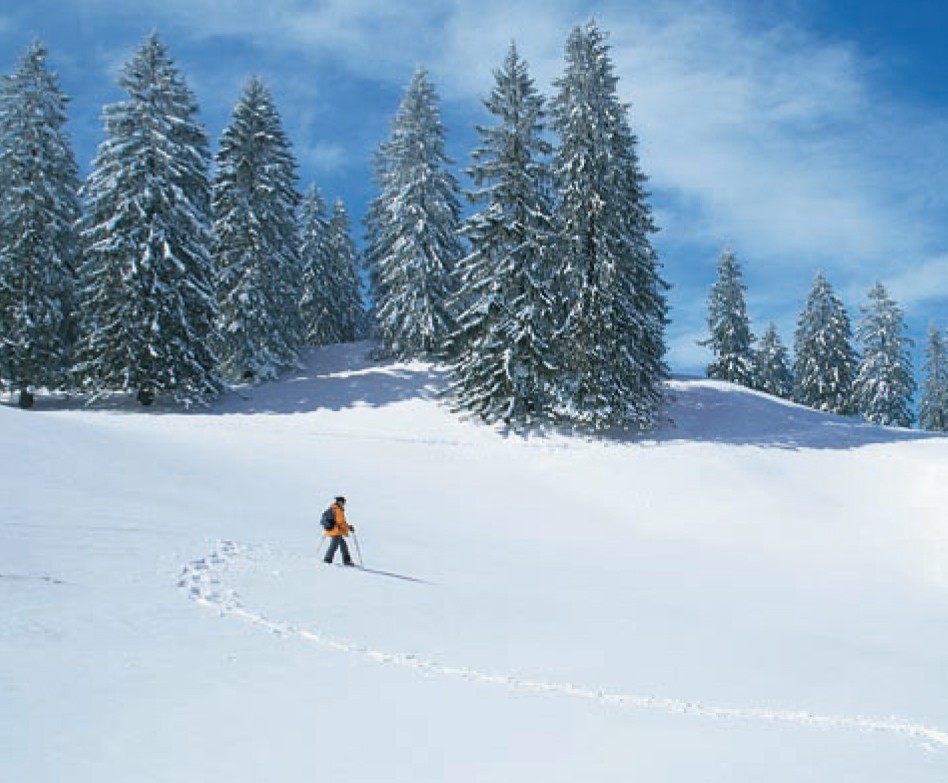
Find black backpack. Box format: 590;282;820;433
320;506;336;531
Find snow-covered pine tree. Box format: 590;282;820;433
76;33;221;406
298;189;365;347
364;67;462;359
449;42;558;426
752;322;794;399
551;21;669;430
298;183;334;346
213;76;302;382
919;325;948;432
853;282;914;427
0;41;80;408
701;247;755;387
325;197;367;343
793;274;857;415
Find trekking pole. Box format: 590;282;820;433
352;529;364;567
317;535;326;559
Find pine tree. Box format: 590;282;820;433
77;34;221;406
213;76;302;382
364;67;462;359
551;21;669;429
919;325;948;432
702;247;755;386
325;197;366;343
853;283;914;427
0;41;80;407
298;184;334;346
449;42;558;426
753;323;794;399
793;274;856;415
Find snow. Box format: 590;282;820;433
3;342;948;782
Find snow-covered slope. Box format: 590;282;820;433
4;343;947;782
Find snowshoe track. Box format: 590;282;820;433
178;540;948;753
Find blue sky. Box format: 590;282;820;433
2;0;946;375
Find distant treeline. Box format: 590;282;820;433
701;247;948;431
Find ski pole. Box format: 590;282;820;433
317;536;327;558
352;529;364;567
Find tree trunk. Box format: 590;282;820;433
18;389;35;409
137;387;155;406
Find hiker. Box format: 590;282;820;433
322;496;355;566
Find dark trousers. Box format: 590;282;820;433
324;536;353;564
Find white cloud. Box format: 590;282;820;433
83;0;449;79
883;254;948;311
297;141;349;173
424;2;582;100
599;7;943;271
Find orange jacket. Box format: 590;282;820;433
323;502;350;538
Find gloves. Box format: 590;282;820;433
349;524;355;531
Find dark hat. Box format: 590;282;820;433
335;496;346;504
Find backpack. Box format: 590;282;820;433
320;506;336;531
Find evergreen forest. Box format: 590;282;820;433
1;26;946;431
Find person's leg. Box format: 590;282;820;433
339;537;353;566
324;536;340;563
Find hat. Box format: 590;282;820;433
335;496;346;504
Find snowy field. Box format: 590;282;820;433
3;342;948;782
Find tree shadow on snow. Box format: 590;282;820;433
644;377;940;451
212;342;447;416
452;377;940;452
9;347;944;451
3;342;443;416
